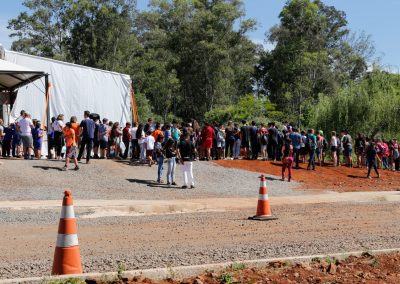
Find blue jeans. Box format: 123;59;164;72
233;139;241;158
308;150;316;169
157;156;164;182
167;157;176;183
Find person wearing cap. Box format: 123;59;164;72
62;122;79;171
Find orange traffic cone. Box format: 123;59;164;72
52;190;83;275
249;175;277;221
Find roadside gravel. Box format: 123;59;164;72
1;202;400;279
0;159;302;201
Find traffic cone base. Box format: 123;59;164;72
52;246;82;275
248;215;278;221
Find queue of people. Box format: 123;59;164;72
1;112;397;182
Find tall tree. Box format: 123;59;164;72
135;0;257;120
8;0;69;60
257;0;371;126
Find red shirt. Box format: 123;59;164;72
202;126;214;141
122;127;131;142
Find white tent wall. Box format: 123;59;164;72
5;50;132;125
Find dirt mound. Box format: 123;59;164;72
214;160;400;192
92;252;400;284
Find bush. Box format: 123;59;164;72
309;70;400;139
204;94;284;124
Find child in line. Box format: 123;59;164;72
144;130;155;166
282;136;293;182
32;121;44;159
2;123;14;157
62;122;79;171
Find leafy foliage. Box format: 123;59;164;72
257;0;372;127
309;70;400;138
205;94;284;123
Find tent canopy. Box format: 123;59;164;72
0;59;45;92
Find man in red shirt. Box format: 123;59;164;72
122;122;132;159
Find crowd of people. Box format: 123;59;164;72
1;112;398;185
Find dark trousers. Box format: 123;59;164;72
225;139;234;157
308;150;316;169
131;139;140;160
367;159;379;176
123;140;130;159
54;131;64;157
293;148;300;168
2;140;11;157
251;140;259;159
47;134;54;158
78;137;93;162
268;141;277;160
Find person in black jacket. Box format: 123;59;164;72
177;133;195;189
366;142;380;179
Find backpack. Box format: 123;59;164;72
171;127;180;141
322;137;328;151
306;135;316;150
217;130;224;142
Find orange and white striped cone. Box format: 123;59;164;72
52;190;83;275
249;175;277;221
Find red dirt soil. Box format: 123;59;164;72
97;252;400;284
214;160;400;192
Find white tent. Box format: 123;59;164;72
5;50;132;125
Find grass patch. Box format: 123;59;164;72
230;262;246;271
219;272;233;284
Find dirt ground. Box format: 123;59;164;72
215;160;400;192
113;252;400;284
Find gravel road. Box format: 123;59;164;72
1;202;400;279
0;159;302;201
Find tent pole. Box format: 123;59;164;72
44;74;51;128
130;82;139;124
44;74;51;159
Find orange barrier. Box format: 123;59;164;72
249;175;277;221
52;190;83;275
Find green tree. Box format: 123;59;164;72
257;0;372;127
136;0;257;120
8;0;69;60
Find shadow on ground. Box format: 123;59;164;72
32;165;63;171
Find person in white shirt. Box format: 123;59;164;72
330;131;338;167
16;112;34;159
130;122;139;160
144;130;155;166
136;123;146;162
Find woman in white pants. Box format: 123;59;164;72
177;133;195;189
